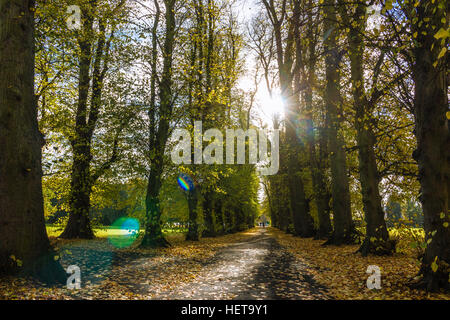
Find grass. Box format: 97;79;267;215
46;225;126;238
46;225;187;239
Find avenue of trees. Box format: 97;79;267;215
0;0;448;292
258;0;449;291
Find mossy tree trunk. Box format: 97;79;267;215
186;188;201;241
203;192;217;237
140;0;176;248
342;3;394;256
60;1;124;239
262;0;314;238
303;2;331;239
408;0;449;291
0;0;66;284
322;0;356;245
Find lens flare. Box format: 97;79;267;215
108;217;140;248
293;118;307;146
177;173;194;191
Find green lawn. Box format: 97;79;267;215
46;225;187;238
45;225;143;238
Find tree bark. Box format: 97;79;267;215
261;0;314;237
289;0;315;238
140;0;176;248
316;124;333;239
59;2;96;239
303;4;331;239
0;0;66;283
140;163;169;247
409;1;449;291
60;2;122;239
343;4;394;256
322;0;356;245
202;192;217;237
186;188;201;240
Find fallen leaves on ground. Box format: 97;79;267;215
0;229;259;300
1;227;448;300
269;228;449;300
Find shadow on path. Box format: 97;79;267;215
154;228;332;300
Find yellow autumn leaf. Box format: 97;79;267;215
434;28;450;39
431;261;438;273
437;47;447;59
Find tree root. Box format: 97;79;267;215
314;230;331;240
408;264;450;292
322;229;361;246
139;235;171;248
19;251;67;286
356;238;396;256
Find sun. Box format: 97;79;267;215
237;74;285;127
257;91;285;125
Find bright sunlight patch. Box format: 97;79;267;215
108;217;140;249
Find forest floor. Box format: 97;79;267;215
0;227;448;300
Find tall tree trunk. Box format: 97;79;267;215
60;4;120;239
203;192;217;237
140;0;176;248
60;2;122;239
186;188;201;240
322;0;356;245
409;1;449;291
0;0;65;283
307;118;332;239
285;104;314;237
304;4;331;239
140;162;169;247
343;4;394;256
288;0;315;238
184;0;206;241
59;2;96;239
205;0;214;94
262;0;314;237
60;139;95;239
317;123;333;238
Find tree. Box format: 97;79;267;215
303;0;332;239
404;200;423;227
140;0;177;247
59;0;129;239
261;0;315;237
339;1;394;255
321;0;356;245
399;0;449;291
386;197;402;227
0;0;65;283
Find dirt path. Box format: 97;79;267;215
152;228;331;300
35;228;332;300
